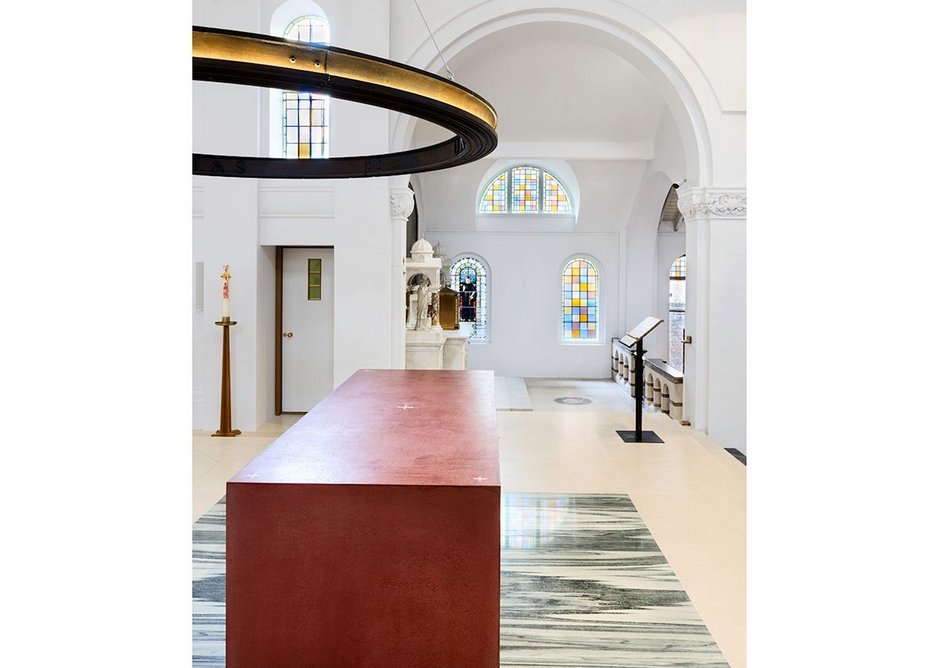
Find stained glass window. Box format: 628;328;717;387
669;255;686;371
284;16;328;43
670;254;686;279
478;166;572;214
479;172;507;212
542;171;572;213
450;256;488;342
511;166;539;212
562;258;598;341
282;16;329;159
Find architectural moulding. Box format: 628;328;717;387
390;188;416;220
677;187;746;219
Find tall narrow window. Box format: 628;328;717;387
479;166;572;214
283;16;329;159
450;256;488;342
562;258;598;341
668;255;686;371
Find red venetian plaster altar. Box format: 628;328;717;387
226;369;500;667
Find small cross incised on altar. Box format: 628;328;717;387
473;476;487;483
396;404;414;410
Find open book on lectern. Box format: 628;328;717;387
621;316;664;346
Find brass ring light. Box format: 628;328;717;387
193;26;498;178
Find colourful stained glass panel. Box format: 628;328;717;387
282;17;329;160
511;166;539;212
479;172;508;213
562;259;598;341
283;93;328;159
670;254;687;279
450;256;488;342
543;171;572;213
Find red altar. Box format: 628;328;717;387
226;369;500;667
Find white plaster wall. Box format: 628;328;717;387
428;232;619;378
257;245;277;425
416;156;646;235
623;170;673;338
193;0;398;430
192;184;206;424
707;219;745;450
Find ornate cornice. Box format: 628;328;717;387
390;189;416;220
678;188;746;219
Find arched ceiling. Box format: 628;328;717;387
412;21;667;148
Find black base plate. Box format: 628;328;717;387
617;430;664;443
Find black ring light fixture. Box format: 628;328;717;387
193;26;498;178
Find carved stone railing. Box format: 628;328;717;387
611;339;686;424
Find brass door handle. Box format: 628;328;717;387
283;332;294;338
682;335;693;344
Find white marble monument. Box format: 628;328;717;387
404;238;468;369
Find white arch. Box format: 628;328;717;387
270;0;328;37
389;3;718;186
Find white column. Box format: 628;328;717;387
678;187;747;451
389;187;415;368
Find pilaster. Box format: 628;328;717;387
678;187;747;451
390;187;416;368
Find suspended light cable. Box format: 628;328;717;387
413;0;455;81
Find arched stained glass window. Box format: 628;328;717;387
668;255;686;371
283;16;329;159
543;172;571;212
479;172;507;212
562;258;598;341
450;256;488;342
479;166;572;214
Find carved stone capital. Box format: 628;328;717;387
678;187;746;219
390;189;416;220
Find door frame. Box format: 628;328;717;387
274;245;334;415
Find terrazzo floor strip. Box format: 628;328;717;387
193;493;728;667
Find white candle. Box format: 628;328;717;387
221;265;231;319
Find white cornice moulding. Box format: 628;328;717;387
426;230;619;238
490;141;654;160
677;188;746;219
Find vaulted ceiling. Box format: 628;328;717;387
412;21;667;148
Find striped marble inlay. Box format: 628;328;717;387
192;498;226;667
192;493;728;666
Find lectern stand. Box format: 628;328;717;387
212;317;241;437
617;316;664;443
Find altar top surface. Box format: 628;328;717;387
230;369;499;488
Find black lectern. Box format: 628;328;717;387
617;316;664;443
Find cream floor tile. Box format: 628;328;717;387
192;449;218;480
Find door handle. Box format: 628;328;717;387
681;335;692;344
283;332;294;338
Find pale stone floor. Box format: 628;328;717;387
193;378;746;667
